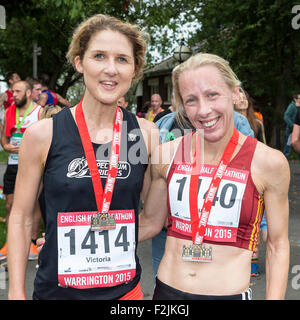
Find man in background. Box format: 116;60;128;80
0;81;42;262
146;93;163;121
38;73;72;107
283;93;300;159
291;102;300;155
0;72;21;133
26;77;42;103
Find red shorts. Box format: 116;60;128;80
119;282;143;300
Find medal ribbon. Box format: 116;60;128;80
75;98;122;213
189;128;239;245
16;101;34;132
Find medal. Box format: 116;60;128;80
16;101;34;133
75;99;122;232
91;212;116;231
183;128;239;262
182;244;212;262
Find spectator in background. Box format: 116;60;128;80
291;104;300;155
0;72;21;133
0;80;42;262
254;106;264;123
137;100;150;118
25;78;42;103
146;94;164;121
283;94;300;160
117;95;129;109
234;89;266;144
38;73;72;108
0;72;21;110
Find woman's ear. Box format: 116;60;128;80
74;56;83;74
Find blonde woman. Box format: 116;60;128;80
39;105;62;120
139;53;290;300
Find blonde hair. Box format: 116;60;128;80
39;105;62;119
66;14;147;82
172;53;241;129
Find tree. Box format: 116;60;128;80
0;0;200;105
189;0;300;145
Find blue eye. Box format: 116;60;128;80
208;92;217;98
118;56;127;63
185;98;195;104
94;53;104;59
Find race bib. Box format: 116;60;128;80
57;209;136;289
168;164;249;242
8;132;23;164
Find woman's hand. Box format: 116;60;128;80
36;233;45;254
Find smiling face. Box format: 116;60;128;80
179;65;239;143
74;29;135;107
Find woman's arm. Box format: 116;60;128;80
137;117;160;201
7;119;52;299
138;142;169;242
254;145;290;299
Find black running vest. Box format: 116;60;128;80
34;107;148;300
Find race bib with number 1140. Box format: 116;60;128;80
168;164;249;242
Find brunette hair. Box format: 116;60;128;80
5;72;18;84
241;90;260;137
66;14;147;82
293;93;300;100
25;77;41;90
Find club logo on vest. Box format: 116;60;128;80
66;157;131;179
128;133;137;141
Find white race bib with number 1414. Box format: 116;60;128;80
57;210;136;289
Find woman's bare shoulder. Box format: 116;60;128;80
21;118;53;164
24;118;53;142
252;141;290;193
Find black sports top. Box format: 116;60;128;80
34;107;148;300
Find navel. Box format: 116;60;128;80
188;272;196;277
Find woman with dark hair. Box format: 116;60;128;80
234;89;266;144
7;14;159;300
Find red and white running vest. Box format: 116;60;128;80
167;133;264;251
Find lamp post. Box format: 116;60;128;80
173;35;192;64
0;5;5;30
33;42;42;78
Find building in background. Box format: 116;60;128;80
136;42;203;114
136;56;176;113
